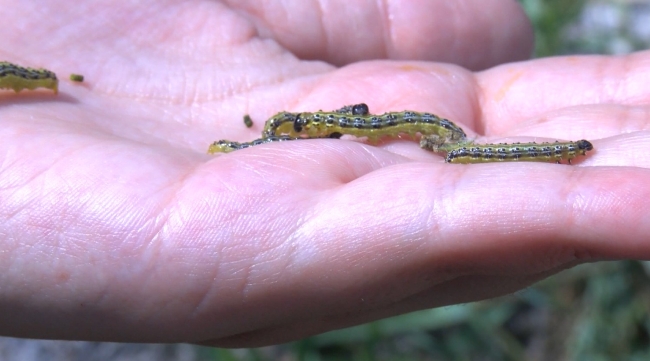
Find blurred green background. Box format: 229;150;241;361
3;1;649;360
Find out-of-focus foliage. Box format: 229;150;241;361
521;0;650;56
520;0;587;56
200;261;650;361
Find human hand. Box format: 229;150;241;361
2;0;648;348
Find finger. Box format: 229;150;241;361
587;132;650;168
450;104;650;169
477;51;650;134
226;0;534;70
485;104;650;140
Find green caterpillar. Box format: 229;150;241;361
208;103;467;154
0;61;58;94
208;103;594;164
439;140;594;164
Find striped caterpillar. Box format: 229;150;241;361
0;61;58;94
208;103;467;153
421;138;594;164
208;103;594;164
209;135;298;153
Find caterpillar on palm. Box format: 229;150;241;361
209;135;299;152
208;103;467;154
0;61;58;94
208;103;594;164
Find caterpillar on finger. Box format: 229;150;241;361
439;140;594;164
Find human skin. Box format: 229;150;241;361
1;0;649;348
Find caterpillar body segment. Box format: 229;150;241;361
207;135;300;154
443;140;594;164
261;105;467;145
0;61;58;94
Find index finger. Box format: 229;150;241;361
477;51;650;134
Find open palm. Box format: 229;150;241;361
1;0;649;347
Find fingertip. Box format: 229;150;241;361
385;0;534;70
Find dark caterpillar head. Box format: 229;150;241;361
577;139;593;151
